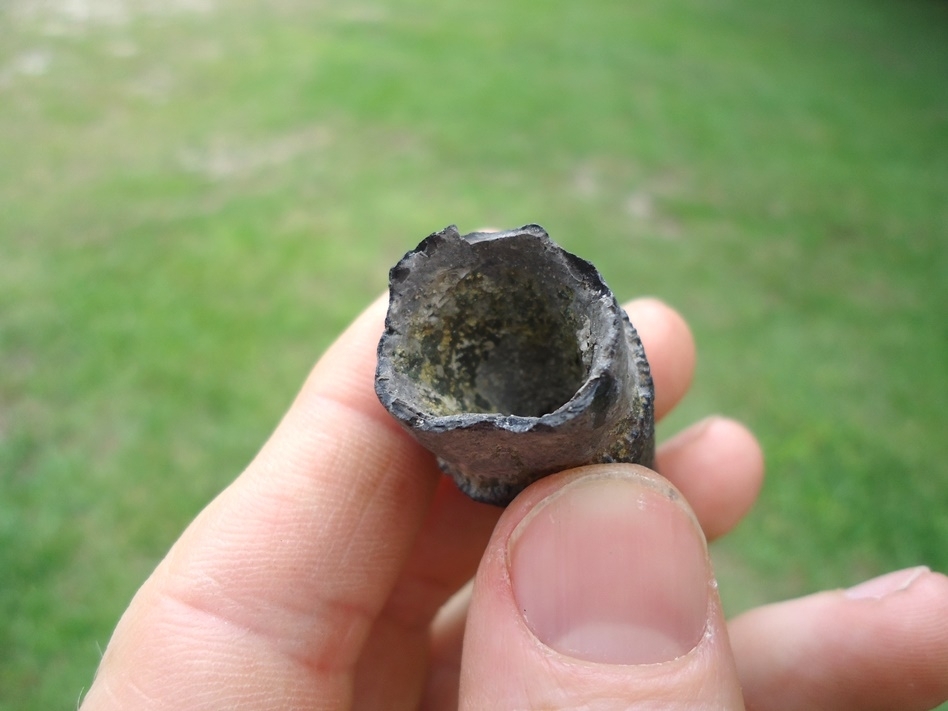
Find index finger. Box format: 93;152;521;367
83;295;445;709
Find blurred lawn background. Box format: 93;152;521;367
1;0;946;707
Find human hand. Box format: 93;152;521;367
81;297;948;710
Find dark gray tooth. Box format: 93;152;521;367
375;224;655;506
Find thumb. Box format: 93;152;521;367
459;465;744;710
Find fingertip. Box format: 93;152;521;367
657;416;764;540
623;298;696;420
459;465;744;709
701;416;764;527
731;568;948;711
307;292;388;380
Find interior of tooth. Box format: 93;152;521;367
396;261;598;418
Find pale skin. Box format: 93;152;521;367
81;296;948;710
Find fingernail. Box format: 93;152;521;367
508;470;711;665
845;566;931;600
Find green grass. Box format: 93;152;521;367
1;0;946;707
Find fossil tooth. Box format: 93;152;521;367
375;224;655;506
